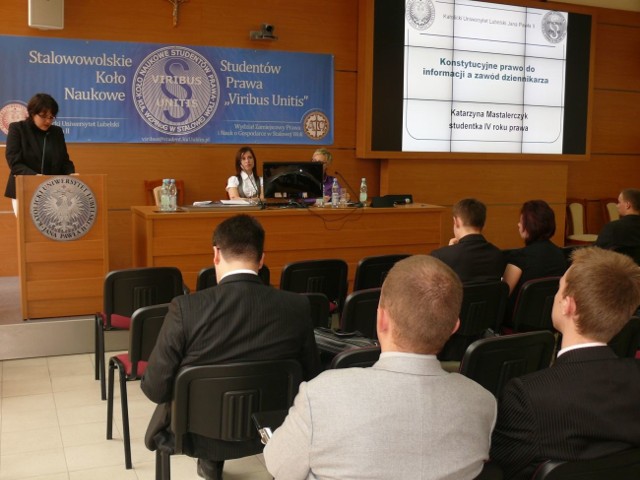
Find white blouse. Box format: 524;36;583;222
225;171;263;198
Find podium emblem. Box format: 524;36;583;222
30;177;98;241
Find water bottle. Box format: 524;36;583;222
359;177;368;204
331;178;339;208
168;178;178;211
160;179;171;211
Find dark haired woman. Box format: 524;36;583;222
4;93;75;215
503;199;568;322
225;146;262;200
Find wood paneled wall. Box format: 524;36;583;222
1;1;639;276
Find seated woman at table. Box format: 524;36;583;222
226;146;262;200
503;199;568;324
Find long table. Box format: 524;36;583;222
132;203;444;291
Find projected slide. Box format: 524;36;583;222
402;0;569;153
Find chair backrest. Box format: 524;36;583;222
353;254;410;291
128;303;170;377
438;281;509;361
567;199;588;236
339;287;381;339
600;197;620;223
459;331;556;397
300;292;331;328
608;316;640;358
280;259;348;312
330;345;381;369
531;447;640;480
170;360;302;454
196;265;270;290
612;245;640;266
144;179;185;206
511;277;560;333
103;267;184;329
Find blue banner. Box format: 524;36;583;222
0;35;334;144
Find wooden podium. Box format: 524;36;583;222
16;175;109;320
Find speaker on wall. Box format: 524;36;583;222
28;0;64;30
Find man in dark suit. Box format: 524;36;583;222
596;188;640;263
141;214;320;480
490;247;640;479
431;198;505;284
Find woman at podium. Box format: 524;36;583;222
4;93;75;215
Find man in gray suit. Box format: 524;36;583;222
141;214;320;480
264;255;497;480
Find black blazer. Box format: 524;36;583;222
141;273;321;460
596;215;640;250
431;233;505;284
490;346;640;479
4;120;75;198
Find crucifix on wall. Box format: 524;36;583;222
166;0;188;27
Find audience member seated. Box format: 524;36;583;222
264;255;497;479
141;214;320;480
503;200;567;324
431;198;505;284
490;247;640;480
226;146;263;200
596;188;640;254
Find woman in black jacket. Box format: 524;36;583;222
4;93;75;214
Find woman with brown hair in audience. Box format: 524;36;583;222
503;199;568;324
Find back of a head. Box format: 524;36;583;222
621;188;640;213
380;255;462;354
452;198;486;229
212;214;264;263
566;247;640;342
520;199;556;244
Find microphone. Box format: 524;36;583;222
245;170;264;209
41;131;49;175
334;171;363;207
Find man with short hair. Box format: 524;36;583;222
596;188;640;255
431;198;505;284
264;255;497;480
490;247;640;480
141;214;320;480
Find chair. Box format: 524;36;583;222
475;462;503;480
511;277;561;333
144;179;185;206
301;292;331;328
531;447;640;480
353;254;410;291
155;360;302;480
566;198;598;245
196;265;271;290
330;345;381;369
459;331;556;397
94;267;184;400
339;287;381;339
608;316;640;358
600;197;620;224
106;303;169;469
438;281;509;362
279;259;348;314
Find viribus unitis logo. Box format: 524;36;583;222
133;46;219;136
30;177;97;241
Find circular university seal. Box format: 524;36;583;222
0;102;28;136
132;46;220;136
303;111;330;141
541;11;567;44
406;0;435;31
30;177;97;241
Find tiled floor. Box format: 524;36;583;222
0;353;272;480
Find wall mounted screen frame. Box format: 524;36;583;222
357;0;594;160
